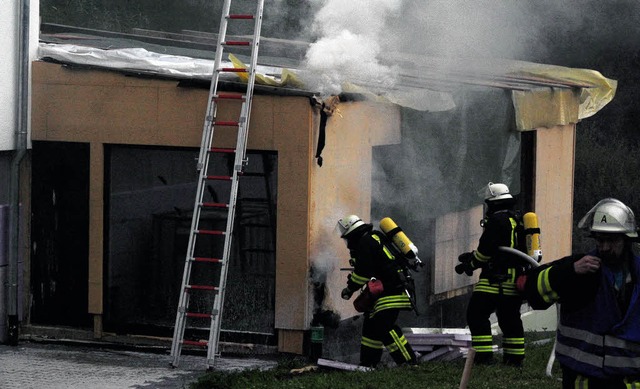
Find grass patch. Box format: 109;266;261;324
190;336;562;389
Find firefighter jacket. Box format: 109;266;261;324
345;224;413;316
522;252;640;380
472;209;522;296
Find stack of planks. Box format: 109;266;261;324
404;328;497;362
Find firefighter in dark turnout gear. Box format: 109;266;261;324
337;214;417;368
456;182;525;366
518;198;640;389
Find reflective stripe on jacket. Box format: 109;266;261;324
555;254;640;379
472;211;521;295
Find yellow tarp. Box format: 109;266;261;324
228;54;304;88
509;65;617;131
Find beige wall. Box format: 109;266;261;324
308;102;401;323
533;124;576;263
31;61;402;353
31;61;312;351
430;124;576;300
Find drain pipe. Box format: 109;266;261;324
7;0;31;345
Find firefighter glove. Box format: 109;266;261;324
341;287;354;300
458;252;474;264
455;262;475;276
456;252;476;276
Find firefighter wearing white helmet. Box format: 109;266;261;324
335;214;417;367
485;182;513;201
456;182;526;366
517;198;640;388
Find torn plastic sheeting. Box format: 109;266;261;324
509;66;617;131
37;43;294;84
511;87;581;131
228;53;304;88
340;81;456;112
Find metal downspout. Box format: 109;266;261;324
7;0;30;345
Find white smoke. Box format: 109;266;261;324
300;0;403;95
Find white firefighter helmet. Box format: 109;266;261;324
578;198;638;238
485;182;513;201
336;214;364;238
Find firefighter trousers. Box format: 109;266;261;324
360;309;417;367
467;290;524;366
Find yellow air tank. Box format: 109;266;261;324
380;217;419;259
523;212;542;262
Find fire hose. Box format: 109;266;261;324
498;246;557;378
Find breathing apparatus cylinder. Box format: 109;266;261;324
523;212;542;262
380;217;419;260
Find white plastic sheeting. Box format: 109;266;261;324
38;43;285;83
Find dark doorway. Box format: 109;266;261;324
30;141;91;327
104;145;277;343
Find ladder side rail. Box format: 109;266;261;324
171;110;218;365
205;99;250;366
196;0;233;168
236;0;264;166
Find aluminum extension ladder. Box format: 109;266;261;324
170;0;265;369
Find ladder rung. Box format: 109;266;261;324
215;93;245;100
213;121;240;127
222;41;251;46
197;229;226;236
219;67;248;73
201;202;229;209
227;14;254;20
182;340;208;347
205;175;232;181
193;257;222;263
187;285;219;291
186;312;212;319
210;147;236;153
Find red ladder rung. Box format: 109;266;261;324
182;340;208;347
193;257;221;263
201;202;229;208
228;14;254;20
187;284;219;291
210;147;236;153
220;67;248;73
196;229;226;236
213;121;240;127
186;312;212;319
222;41;251;46
215;93;245;100
205;175;232;181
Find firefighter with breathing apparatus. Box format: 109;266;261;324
455;182;531;366
517;198;640;388
336;214;418;368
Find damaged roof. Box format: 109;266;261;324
38;23;617;130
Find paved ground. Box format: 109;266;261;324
0;341;278;389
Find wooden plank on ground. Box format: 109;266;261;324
317;358;372;372
419;346;456;362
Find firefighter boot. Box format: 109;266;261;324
386;329;418;365
502;337;525;367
